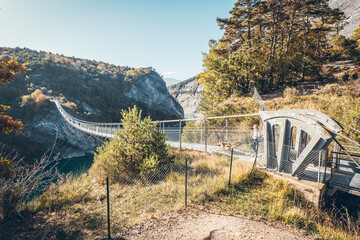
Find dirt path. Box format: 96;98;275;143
117;208;312;240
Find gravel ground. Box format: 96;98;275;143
116;208;312;240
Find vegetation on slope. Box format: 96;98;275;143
202;78;360;143
0;47;180;123
0;150;357;239
198;0;360;115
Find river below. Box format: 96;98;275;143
56;155;94;176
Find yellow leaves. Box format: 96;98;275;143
0;58;28;84
0;104;23;134
21;89;48;107
0;57;26;134
0;156;13;180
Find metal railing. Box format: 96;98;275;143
54;98;261;155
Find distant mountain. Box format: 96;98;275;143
0;47;184;159
164;77;181;86
328;0;360;37
168;77;204;118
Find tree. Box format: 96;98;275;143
0;58;27;134
0;58;27;186
90;106;171;183
351;19;360;53
198;0;344;114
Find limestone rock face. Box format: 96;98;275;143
124;72;184;119
168;77;204;118
328;0;360;37
24;109;98;159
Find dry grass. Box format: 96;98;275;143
13;149;358;239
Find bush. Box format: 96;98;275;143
90;106;172;184
0;153;58;221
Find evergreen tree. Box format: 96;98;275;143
90;106;171;183
199;0;344;114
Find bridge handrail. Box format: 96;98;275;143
54;98;123;126
55;97;260;126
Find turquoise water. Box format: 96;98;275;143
57;155;94;176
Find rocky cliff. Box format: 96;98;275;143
168;77;204;118
0;47;183;160
328;0;360;37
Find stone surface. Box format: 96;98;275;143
168;77;204;118
328;0;360;37
125;72;184;119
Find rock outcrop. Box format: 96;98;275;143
168;77;204;118
124;72;184;119
328;0;360;37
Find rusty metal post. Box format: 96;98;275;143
179;120;182;151
226;118;228;142
205;119;207;153
200;120;203;144
106;177;111;239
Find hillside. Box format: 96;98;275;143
168;77;204;118
0;47;184;159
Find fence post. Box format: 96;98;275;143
185;157;188;207
228;148;234;186
200;120;203;144
179;120;182;151
250;141;259;175
204;119;207;153
226;118;228;142
106;177;111;239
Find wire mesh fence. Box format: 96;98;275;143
159;118;263;158
104;151;249;234
252;86;267;111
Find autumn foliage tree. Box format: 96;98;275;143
351;19;360;54
0;58;27;134
0;58;27;183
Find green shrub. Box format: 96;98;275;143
90;106;172;184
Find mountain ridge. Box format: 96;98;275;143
0;47;184;159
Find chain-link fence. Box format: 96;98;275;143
104;151;248;237
158;116;263;159
252;86;267;111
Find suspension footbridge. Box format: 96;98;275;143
54;97;360;205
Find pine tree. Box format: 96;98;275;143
198;0;344;115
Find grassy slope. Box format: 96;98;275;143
2;150;358;240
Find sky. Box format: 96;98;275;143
0;0;236;80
